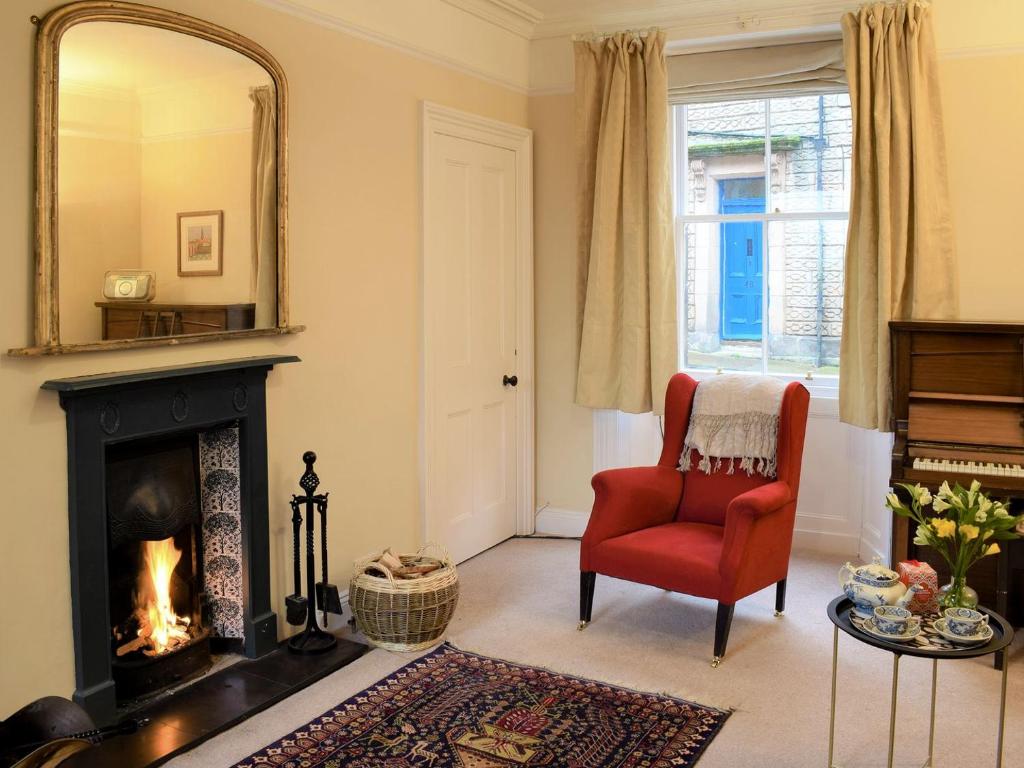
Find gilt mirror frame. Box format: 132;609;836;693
10;0;300;356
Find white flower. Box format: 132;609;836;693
975;510;988;523
979;498;993;514
886;493;901;509
970;479;982;494
932;498;952;512
994;508;1010;518
938;481;954;498
919;488;933;506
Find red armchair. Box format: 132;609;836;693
579;373;810;666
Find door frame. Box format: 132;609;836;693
420;101;535;547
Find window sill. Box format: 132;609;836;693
679;368;839;412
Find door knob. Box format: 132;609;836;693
503;374;518;387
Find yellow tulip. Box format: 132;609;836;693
986;543;1001;556
959;524;980;541
930;518;956;538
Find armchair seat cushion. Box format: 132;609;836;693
589;521;724;600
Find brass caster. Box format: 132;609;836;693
774;610;784;618
710;656;723;668
577;621;589;632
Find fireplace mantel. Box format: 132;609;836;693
44;355;299;722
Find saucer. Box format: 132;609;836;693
934;617;993;646
857;616;922;643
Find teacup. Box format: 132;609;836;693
944;607;989;637
873;605;916;635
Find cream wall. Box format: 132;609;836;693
530;0;1024;520
0;0;526;718
932;0;1024;319
529;93;593;514
139;131;253;304
58;135;142;344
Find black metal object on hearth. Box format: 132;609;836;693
286;452;339;654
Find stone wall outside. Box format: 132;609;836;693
681;93;851;368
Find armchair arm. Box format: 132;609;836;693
719;481;796;601
582;466;683;560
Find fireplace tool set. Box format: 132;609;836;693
285;451;343;654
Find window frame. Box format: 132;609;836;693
672;95;850;398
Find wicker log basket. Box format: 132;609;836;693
349;544;459;652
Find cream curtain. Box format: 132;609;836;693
667;39;846;103
839;0;958;430
250;85;277;328
574;30;678;414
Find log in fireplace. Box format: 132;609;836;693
43;356;298;723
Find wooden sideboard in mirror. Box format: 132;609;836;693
9;1;300;356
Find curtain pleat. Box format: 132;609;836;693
574;30;678;414
839;0;958;431
250;85;277;328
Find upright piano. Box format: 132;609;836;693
890;320;1024;667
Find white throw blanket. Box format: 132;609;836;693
680;374;786;477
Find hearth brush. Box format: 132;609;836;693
314;496;343;626
285;497;308;626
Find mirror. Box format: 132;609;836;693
14;2;296;355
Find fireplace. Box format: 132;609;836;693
43;356;298;723
107;433;209;701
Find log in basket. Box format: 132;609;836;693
349;544;459;652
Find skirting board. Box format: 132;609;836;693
536;507;860;557
534;507;588;538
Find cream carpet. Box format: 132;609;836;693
169;539;1022;767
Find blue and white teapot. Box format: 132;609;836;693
838;557;920;619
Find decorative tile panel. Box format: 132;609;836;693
199;426;244;639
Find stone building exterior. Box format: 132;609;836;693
678;93;851;372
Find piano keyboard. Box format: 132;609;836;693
912;457;1024;478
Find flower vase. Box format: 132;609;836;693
938;573;979;609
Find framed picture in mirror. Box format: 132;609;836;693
177;211;224;277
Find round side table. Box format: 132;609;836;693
826;596;1014;768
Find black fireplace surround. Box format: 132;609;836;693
43;356;298;723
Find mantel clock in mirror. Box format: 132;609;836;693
9;1;301;356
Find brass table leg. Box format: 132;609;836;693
926;659;937;767
887;654;900;768
996;658;1009;768
827;625;839;768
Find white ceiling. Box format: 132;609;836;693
59;21;270;93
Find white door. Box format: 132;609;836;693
425;132;519;564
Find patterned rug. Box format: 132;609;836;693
235;644;729;767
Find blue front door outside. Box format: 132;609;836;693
719;180;765;341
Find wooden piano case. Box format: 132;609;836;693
890;321;1024;644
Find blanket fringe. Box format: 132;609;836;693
679;411;779;478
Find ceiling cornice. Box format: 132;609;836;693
532;0;854;40
441;0;544;38
249;0;531;92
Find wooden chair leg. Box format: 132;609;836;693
712;603;734;667
579;571;596;630
775;578;787;617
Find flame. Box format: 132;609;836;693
135;538;191;654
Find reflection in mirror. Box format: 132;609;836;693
58;22;277;344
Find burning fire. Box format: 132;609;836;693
133;538;191;655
